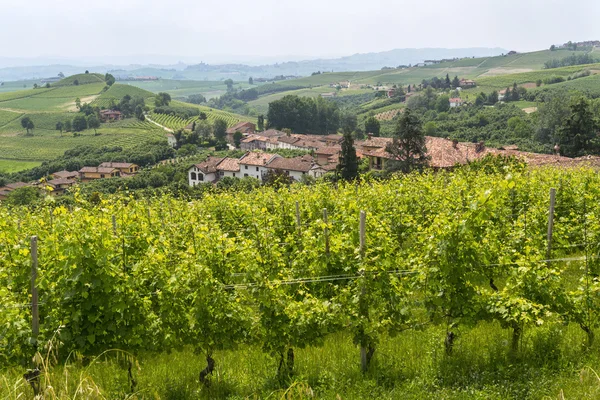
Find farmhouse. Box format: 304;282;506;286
449;98;463;108
167;134;177;148
78;167;120;182
315;147;341;165
216;157;241;179
322;134;344;146
0;182;30;193
99;110;122;122
239;152;280;180
51;170;78;180
309;162;338;178
47;178;76;195
459;79;476;88
321;92;337;98
266;156;313;181
99;162;139;176
188;157;224;186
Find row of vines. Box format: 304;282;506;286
2;167;600;380
148;111;244;131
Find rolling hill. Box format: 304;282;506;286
0;76;251;172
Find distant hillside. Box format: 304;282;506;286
0;48;506;81
52;73;105;87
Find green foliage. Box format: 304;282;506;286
154;92;172;107
337;132;358;181
556;96;599;156
72;115;87;132
267;95;340;134
6;186;41;205
385;108;429;173
364;116;380;136
544;53;599;69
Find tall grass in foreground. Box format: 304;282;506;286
2;322;600;399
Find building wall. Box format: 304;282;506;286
239;164;268;180
188;167;216;186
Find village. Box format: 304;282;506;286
2;115;600;201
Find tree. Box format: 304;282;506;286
424;121;437;135
72;115;88;132
6;186;41;206
45;83;50;89
364;116;381;137
155;92;171;107
233;131;243;148
33;83;38;89
475;92;487;106
224;79;234;92
435;95;450;113
337;132;359;181
73;79;79;86
64;119;72;132
257;115;265;131
56;121;64;136
105;73;116;86
556;96;598;157
487;91;499;105
135;105;145;121
194;120;213;144
187;94;206;104
504;87;512;102
452;75;460;88
340;112;357;135
385;108;429;173
87;114;100;135
550;44;556;51
21;117;34;135
249;77;254;85
213;119;228;142
75;97;81;110
445;74;451;89
58;72;65;78
85;70;89;74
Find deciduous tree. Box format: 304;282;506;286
385;108;429;173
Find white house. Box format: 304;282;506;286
216;157;241;179
266;156;313;181
449;98;463;108
239;151;280;180
166;134;177;148
188;157;224;186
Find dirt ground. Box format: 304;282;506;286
64;95;99;111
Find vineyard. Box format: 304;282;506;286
148;108;248;130
374;108;402;121
2;167;600;398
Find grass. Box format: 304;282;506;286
0;159;41;172
52;73;105;87
0;127;165;161
126;80;253;100
2;322;600;399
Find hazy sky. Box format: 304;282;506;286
1;0;599;63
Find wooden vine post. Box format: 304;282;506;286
547;188;556;260
112;215;117;236
359;210;369;373
295;201;301;235
323;209;330;255
30;236;39;348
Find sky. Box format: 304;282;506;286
1;0;599;65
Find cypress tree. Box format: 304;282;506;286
338;132;359;181
385;108;429;173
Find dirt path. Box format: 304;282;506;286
64;95;100;111
145;114;174;133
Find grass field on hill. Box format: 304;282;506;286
127;80;253;99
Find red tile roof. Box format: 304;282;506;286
217;157;241;172
79;167;119;174
52;170;78;179
99;162;137;169
268;157;313;172
239;151;278;166
192;156;225;174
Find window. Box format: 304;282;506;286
245;165;248;170
233;173;236;177
100;174;105;178
199;174;204;181
244;173;248;177
219;171;224;177
191;172;197;180
256;167;259;172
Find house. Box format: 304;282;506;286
99;162;139;175
47;178;76;195
188;157;224;186
321;92;337;98
226;121;257;144
0;182;30;193
240;135;269;151
459;79;476;88
239;151;280;180
322;134;344;146
266;156;313;181
315;147;341;165
309;163;338;178
255;129;287;139
99;110;122;122
216;157;241;179
449;98;463;108
78;167;120;182
51;170;78;180
167;134;177;148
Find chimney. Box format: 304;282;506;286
367;133;373;140
452;139;458;149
